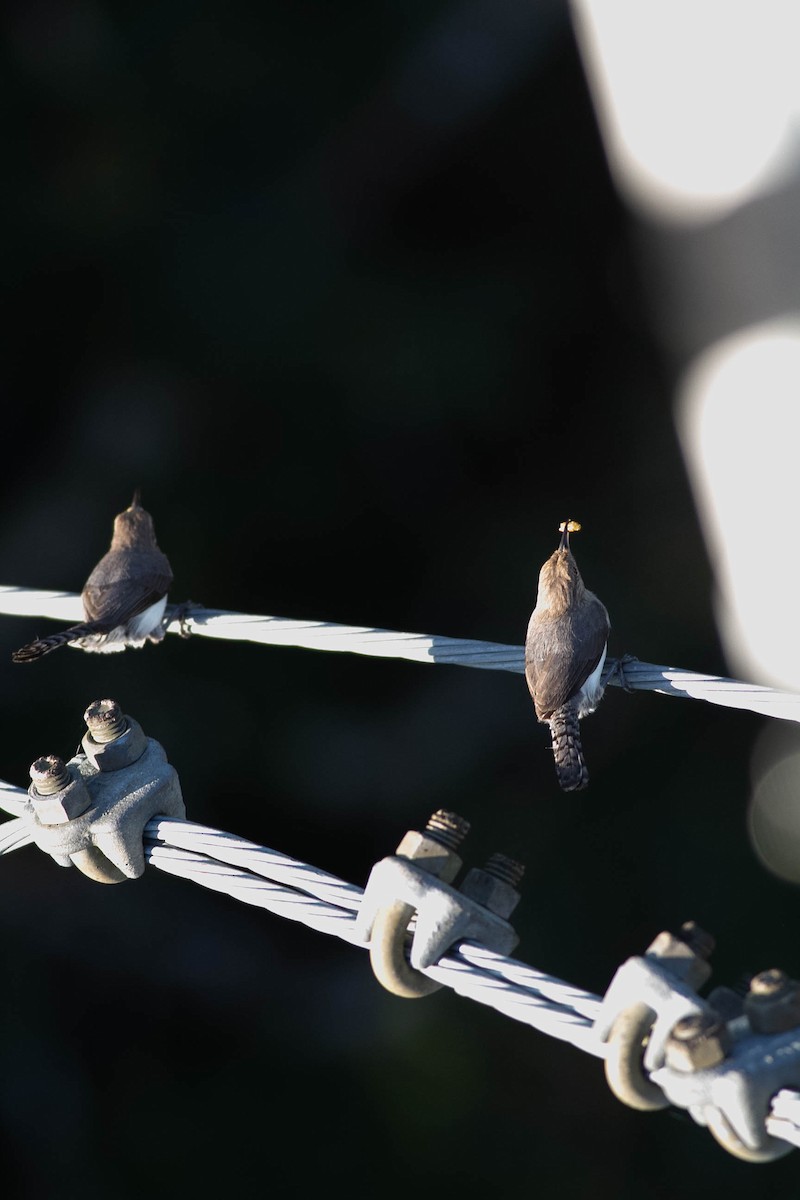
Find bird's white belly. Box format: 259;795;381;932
576;644;607;717
129;596;168;637
70;597;168;654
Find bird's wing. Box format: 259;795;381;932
82;550;172;626
525;598;609;719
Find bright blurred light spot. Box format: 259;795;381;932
677;319;800;689
749;724;800;883
571;0;800;223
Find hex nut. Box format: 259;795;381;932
646;930;712;990
664;1013;731;1073
395;830;463;884
81;716;147;771
745;970;800;1034
706;985;746;1022
28;772;93;826
459;866;521;920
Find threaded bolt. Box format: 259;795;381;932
29;755;70;796
483;852;525;888
84;699;127;744
424;810;471;852
679;920;715;961
745;968;800;1033
749;968;788;997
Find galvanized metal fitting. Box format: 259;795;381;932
394;809;471;882
651;1016;800;1163
30;755;71;796
646;922;714;991
597;921;715;1112
357;811;470;999
600;931;798;1162
81;698;147;771
706;985;747;1023
664;1012;731;1073
357;814;523;1000
26;704;185;884
84;698;127;743
745;969;800;1034
459;853;525;921
704;1108;794;1164
677;920;716;965
28;756;93;825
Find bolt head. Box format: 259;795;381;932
664;1012;730;1073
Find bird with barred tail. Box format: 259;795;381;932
12;491;175;663
525;520;610;791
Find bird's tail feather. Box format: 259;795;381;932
12;623;106;663
549;704;589;791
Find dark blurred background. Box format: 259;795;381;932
2;1;798;1196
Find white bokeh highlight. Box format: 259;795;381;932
570;0;800;223
677;319;800;689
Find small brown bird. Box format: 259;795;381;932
524;520;610;791
12;491;174;663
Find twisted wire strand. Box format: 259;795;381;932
767;1090;800;1149
0;800;608;1050
146;817;363;912
143;842;605;1052
0;817;34;855
455;942;604;1023
144;843;365;944
2;585;800;722
2;801;799;1145
0;780;27;818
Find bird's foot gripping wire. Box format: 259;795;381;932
604;653;638;693
164;600;200;639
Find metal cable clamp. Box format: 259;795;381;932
650;968;800;1162
595;921;715;1112
596;925;800;1161
356;810;524;999
26;698;185;884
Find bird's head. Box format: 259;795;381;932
111;491;159;549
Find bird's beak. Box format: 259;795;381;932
559;523;570;551
130;489;142;509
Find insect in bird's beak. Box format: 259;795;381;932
558;519;581;550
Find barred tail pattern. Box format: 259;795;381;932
548;703;589;792
11;623;105;663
